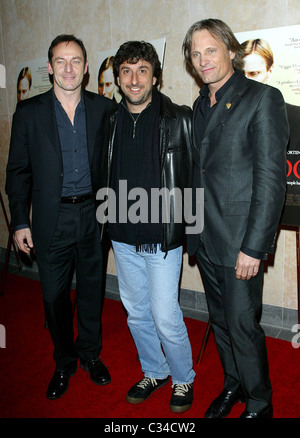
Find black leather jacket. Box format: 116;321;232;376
97;92;193;252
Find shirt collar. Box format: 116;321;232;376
52;87;85;110
200;70;237;103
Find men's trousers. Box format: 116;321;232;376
112;241;195;385
196;240;272;412
35;199;104;368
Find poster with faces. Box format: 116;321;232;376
15;57;52;106
235;24;300;106
236;24;300;225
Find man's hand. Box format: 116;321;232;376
14;228;33;254
235;251;261;280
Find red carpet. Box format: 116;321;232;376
0;273;299;420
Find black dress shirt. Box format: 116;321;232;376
53;90;92;197
194;72;237;147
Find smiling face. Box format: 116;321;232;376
47;41;88;95
117;59;157;113
190;29;235;93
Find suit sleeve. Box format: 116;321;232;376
5;104;32;229
241;86;289;254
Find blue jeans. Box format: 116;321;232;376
112;241;195;384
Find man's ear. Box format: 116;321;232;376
229;51;236;61
47;61;53;75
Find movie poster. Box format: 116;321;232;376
235;25;300;226
97;38;166;103
15;57;52;106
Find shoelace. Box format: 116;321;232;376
137;377;158;389
172;383;192;397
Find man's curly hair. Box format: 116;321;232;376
113;40;162;87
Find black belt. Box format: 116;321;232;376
61;194;93;204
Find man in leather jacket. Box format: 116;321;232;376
97;40;195;413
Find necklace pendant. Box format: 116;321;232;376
133;122;136;138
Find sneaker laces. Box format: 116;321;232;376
172;383;192;397
137;377;158;389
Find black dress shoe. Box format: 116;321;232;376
205;388;245;418
46;361;78;400
80;357;111;385
240;404;273;418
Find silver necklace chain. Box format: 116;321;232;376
121;102;142;138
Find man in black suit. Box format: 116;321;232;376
182;19;289;418
6;34;114;399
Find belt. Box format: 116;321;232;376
61;193;93;204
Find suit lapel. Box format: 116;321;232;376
202;73;250;140
39;89;62;162
38;89;99;167
192;99;201;162
83;91;96;163
203;89;241;139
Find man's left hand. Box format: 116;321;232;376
235;251;261;280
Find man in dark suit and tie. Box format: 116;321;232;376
6;34;114;399
182;19;289;418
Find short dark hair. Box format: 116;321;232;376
48;34;87;66
113;41;162;87
182;18;244;73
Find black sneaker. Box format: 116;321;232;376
170;383;193;413
126;376;169;404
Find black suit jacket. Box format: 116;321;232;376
6;88;114;252
187;72;289;266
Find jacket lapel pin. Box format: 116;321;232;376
226;102;231;109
